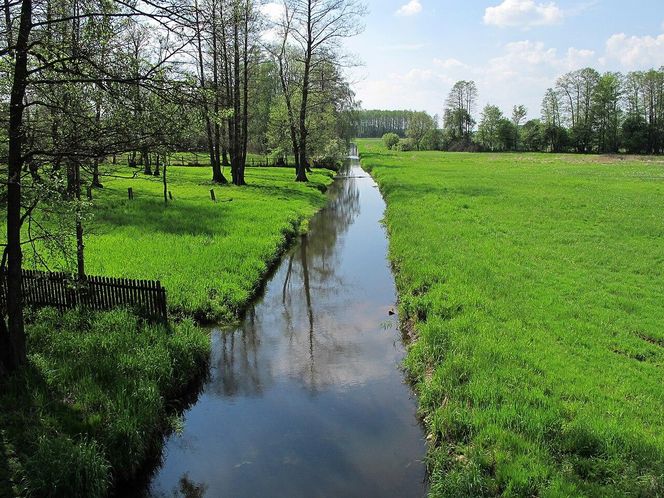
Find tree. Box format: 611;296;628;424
541;88;564;152
276;0;366;182
622;115;649;154
443;80;477;145
511;105;527;150
406;112;435;150
477;104;503;151
556;68;600;152
0;0;191;373
521;119;544;152
592;72;622;153
420;128;443;151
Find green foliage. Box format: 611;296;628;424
420;129;444;151
406;112;436;150
622;115;650;154
0;309;210;497
359;138;664;496
16;166;334;322
383;132;400;150
521;119;544;152
395;138;417;152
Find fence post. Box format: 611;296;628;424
210;189;216;202
128;187;134;200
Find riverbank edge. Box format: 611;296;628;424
358;150;436;481
169;174;336;325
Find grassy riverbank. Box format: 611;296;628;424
0;309;209;497
358;139;664;496
22;165;334;322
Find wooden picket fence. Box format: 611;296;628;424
0;269;168;321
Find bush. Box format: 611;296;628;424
395;138;417;152
382;132;400;150
0;309;210;497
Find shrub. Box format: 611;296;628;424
382;132;400;150
395;138;417;152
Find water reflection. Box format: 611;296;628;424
148;156;427;498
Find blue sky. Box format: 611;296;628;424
342;0;664;121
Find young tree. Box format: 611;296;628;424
477;104;503;151
511;105;527;150
592;72;623;153
541;88;565;152
406;112;435;150
443;80;477;145
275;0;365;181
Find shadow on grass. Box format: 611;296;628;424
92;181;326;238
93;200;223;237
0;363;102;497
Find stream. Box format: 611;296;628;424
147;153;427;497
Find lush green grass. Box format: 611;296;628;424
0;309;209;498
29;165;333;322
358;139;664;497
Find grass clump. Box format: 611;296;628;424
358;139;664;496
0;308;210;498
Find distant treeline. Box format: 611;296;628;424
355;110;434;138
371;67;664;155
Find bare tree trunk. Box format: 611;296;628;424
162;161;168;205
4;0;32;372
231;6;243;186
295;1;312;183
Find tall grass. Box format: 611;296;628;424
359;139;664;496
0;308;209;498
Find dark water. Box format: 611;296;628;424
147;156;427;498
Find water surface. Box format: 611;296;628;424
148;156;427;497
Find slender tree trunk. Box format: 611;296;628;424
296;0;312;183
231;7;243;186
4;0;32;372
208;2;227;184
142;147;151;175
162;161;168;205
239;0;249;186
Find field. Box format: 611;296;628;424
20;165;334;322
358;139;664;496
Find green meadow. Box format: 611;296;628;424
36;165;334;322
358;139;664;496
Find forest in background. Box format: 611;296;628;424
355;67;664;155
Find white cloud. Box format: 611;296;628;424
351;39;597;120
604;32;664;69
395;0;422;17
484;0;563;28
433;58;469;70
486;41;594;79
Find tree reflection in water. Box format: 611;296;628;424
210;160;362;397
